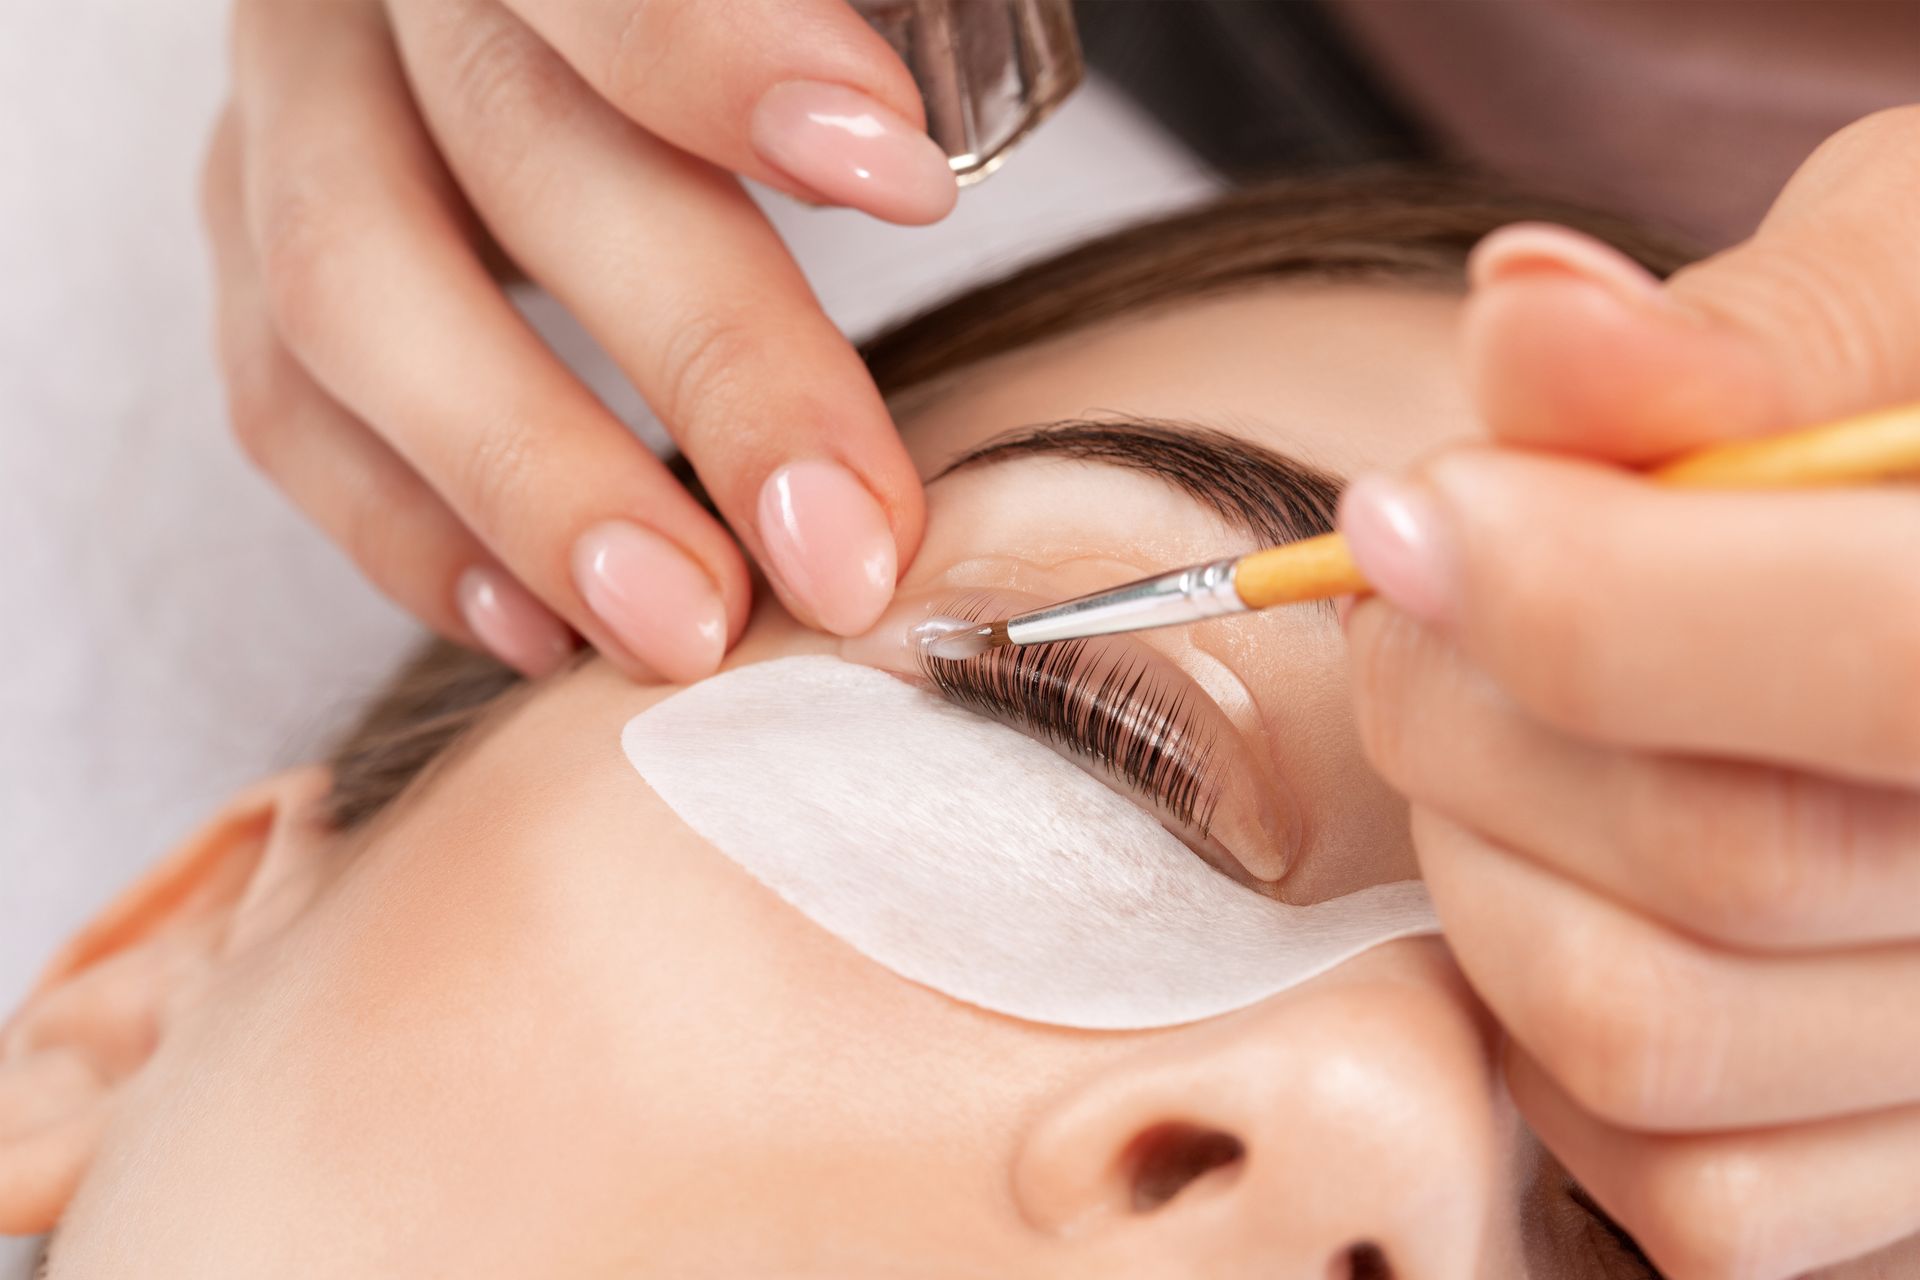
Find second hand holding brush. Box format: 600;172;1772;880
919;400;1920;661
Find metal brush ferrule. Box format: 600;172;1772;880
1004;557;1247;646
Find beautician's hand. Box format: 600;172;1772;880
202;0;948;681
1340;106;1920;1278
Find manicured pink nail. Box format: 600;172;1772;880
1470;223;1670;310
456;566;574;678
571;523;726;682
757;460;898;636
750;80;958;225
1337;475;1456;624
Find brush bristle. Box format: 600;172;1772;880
913;617;1010;661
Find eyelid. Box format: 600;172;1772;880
848;589;1301;885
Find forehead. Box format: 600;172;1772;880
896;283;1482;481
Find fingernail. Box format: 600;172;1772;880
750;80;958;225
456;566;574;678
757;460;898;636
1336;475;1456;625
571;523;727;682
1470;223;1671;311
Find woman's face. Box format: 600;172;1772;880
41;285;1684;1276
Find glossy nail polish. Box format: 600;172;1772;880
456;566;574;678
571;523;727;683
1336;475;1455;625
1470;223;1671;310
758;460;898;636
750;80;958;224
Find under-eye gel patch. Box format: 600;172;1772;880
621;656;1438;1030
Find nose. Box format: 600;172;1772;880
1012;942;1502;1279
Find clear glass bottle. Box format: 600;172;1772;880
853;0;1084;184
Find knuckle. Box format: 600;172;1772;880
1714;241;1908;409
1703;106;1920;413
252;174;351;352
1532;923;1718;1128
443;21;582;172
649;307;759;445
1632;1146;1774;1279
452;415;543;543
1627;765;1826;945
606;0;690;110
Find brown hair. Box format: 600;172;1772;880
322;170;1695;832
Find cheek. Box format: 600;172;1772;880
347;770;1102;1218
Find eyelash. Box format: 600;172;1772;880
1569;1183;1662;1278
915;600;1223;838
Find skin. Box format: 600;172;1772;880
198;24;1920;1257
202;0;1920;698
203;0;947;682
1333;107;1920;1277
6;282;1917;1276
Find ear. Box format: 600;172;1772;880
0;767;334;1235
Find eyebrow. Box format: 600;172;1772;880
931;417;1344;546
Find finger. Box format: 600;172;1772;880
1345;601;1920;951
393;0;924;637
232;0;747;683
1513;1051;1920;1280
489;0;956;223
202;106;573;677
1336;448;1920;786
1464;105;1920;460
1416;807;1920;1132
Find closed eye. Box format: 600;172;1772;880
914;591;1297;887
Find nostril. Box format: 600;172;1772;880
1344;1242;1394;1280
1123;1122;1246;1212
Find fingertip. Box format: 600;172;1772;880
1463;271;1779;462
1470;223;1668;306
1336;473;1457;626
571;521;731;684
456;565;577;678
756;459;899;636
749;80;958;225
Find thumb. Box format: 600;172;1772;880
1463;105;1920;462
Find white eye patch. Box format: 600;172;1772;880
621;656;1438;1030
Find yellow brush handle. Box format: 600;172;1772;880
1231;400;1920;611
1232;531;1369;607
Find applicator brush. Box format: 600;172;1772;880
919;400;1920;661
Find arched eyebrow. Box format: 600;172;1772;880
931;417;1345;546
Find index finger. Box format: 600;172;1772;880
1337;448;1920;785
501;0;957;223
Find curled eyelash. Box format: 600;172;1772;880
915;595;1221;835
